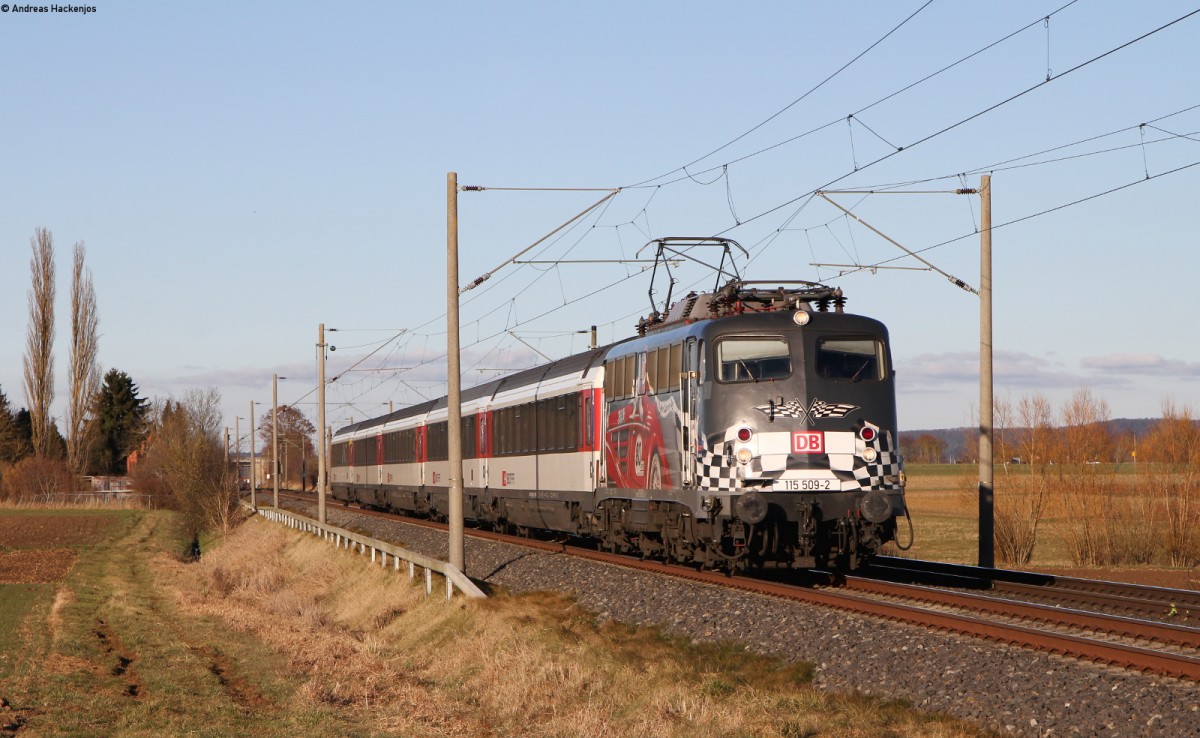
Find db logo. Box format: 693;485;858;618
792;431;824;454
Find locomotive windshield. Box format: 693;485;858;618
717;337;792;382
816;335;884;381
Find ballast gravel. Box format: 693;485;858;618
283;503;1200;737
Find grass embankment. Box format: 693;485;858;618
0;508;990;737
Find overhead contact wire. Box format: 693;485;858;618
630;0;936;187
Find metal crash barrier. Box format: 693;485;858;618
254;506;486;600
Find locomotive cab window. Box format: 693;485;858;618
717;337;792;383
816;336;884;382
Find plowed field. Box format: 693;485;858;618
0;515;115;549
0;549;78;583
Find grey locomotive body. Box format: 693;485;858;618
330;280;907;571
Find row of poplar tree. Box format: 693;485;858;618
0;227;150;488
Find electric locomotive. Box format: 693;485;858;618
330;244;908;571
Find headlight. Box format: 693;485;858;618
859;490;892;523
736;448;753;465
861;447;878;462
735;491;768;524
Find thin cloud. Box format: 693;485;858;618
899;350;1118;390
1081;353;1200;379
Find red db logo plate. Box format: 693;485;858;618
792;431;824;454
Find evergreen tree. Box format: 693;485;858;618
0;386;31;463
90;369;150;475
10;409;35;463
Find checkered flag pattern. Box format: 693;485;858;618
809;399;860;419
753;398;808;419
852;424;903;489
696;448;739;491
754;397;860;422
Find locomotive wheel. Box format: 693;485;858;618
647;453;663;490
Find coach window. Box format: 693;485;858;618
462;415;477;458
717;337;792;383
606;356;626;400
406;431;414;461
353;439;372;466
535;399;546;452
657;350;676;396
668;343;683;391
816;336;884;382
585;395;595;447
517;404;530;454
494;409;507;456
427;422;448;462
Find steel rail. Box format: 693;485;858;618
870;556;1200;621
842;577;1200;650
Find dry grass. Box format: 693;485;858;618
0;497;152;511
896;465;1200;575
165;516;987;738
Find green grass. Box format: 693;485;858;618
0;511;383;737
0;584;50;666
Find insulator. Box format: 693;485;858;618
816;298;830;313
832;295;847;313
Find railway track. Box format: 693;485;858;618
865;555;1200;623
265;491;1200;681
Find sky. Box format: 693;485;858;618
2;0;1199;445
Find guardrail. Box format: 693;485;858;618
255;506;486;600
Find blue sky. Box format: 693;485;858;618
2;0;1199;442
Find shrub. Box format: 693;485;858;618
138;389;239;535
993;475;1050;565
0;454;77;502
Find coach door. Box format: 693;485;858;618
376;433;385;485
681;338;700;487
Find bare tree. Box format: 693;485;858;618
67;242;100;474
993;395;1014;465
1060;387;1112;465
257;404;316;488
23;228;56;457
138;389;240;534
1017;393;1055;470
